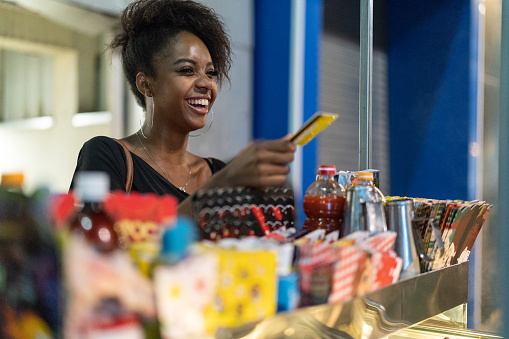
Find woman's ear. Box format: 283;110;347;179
135;72;153;97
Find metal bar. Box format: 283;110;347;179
498;0;509;336
358;0;373;170
288;0;306;217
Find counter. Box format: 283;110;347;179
216;262;501;338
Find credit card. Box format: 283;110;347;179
290;112;339;146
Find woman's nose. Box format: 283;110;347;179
195;73;213;90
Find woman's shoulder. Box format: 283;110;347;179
71;136;129;192
83;135;121;148
77;136;127;167
80;136;126;156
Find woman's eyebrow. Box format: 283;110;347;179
173;58;214;67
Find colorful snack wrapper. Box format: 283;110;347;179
328;245;368;304
104;192;178;276
153;252;218;339
204;248;278;332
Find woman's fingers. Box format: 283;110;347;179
255;149;295;165
221;136;297;189
256;163;291;176
256;138;296;153
251;139;296;164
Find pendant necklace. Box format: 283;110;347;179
136;131;191;193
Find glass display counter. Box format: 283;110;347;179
216;262;502;338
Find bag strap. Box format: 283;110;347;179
111;138;134;193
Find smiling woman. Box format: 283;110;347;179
69;0;297;217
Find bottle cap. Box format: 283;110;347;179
74;171;110;202
1;173;24;187
357;171;373;181
317;165;336;176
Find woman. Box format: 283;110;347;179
70;0;296;216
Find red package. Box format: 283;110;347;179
371;251;402;290
328;245;368;304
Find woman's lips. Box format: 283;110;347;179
186;98;210;114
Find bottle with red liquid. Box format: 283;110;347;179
69;171;120;253
303;165;345;235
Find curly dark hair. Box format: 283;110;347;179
109;0;232;110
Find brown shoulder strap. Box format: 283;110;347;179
111;138;133;193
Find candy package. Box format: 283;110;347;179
192;186;294;240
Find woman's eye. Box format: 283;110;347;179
207;70;219;78
178;67;194;74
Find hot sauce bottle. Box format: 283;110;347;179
302;165;345;235
69;171;120;253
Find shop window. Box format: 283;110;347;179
0;49;54;123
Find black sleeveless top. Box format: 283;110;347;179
69;136;226;203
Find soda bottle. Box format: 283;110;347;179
302;165;345;235
343;171;386;236
69;171;120;253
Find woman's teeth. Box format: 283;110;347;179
187;99;209;107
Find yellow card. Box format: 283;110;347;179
290;112;339;146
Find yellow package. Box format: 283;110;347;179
204;248;278;332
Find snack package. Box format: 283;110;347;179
371;251;402;290
153;250;218;339
356;231;402;290
328;231;401;304
450;202;491;265
357;231;397;253
432;201;492;269
328;244;368;304
104;192;178;276
63;236;156;338
192;186;294;240
298;239;337;306
204;247;278;332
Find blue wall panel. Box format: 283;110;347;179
387;0;474;200
253;0;292;140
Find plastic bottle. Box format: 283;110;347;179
302;165;345;235
342;171;386;236
0;172;25;193
66;172;148;338
69;171;119;253
356;171;385;202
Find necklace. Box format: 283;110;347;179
136;131;192;193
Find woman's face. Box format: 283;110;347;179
149;31;218;134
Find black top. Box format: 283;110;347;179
69;136;226;202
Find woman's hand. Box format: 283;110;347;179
222;135;296;189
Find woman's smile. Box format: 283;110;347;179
185;97;211;114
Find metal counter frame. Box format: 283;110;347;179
216;262;474;338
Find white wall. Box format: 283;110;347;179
0;38;112;194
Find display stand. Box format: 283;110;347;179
216;262;501;338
